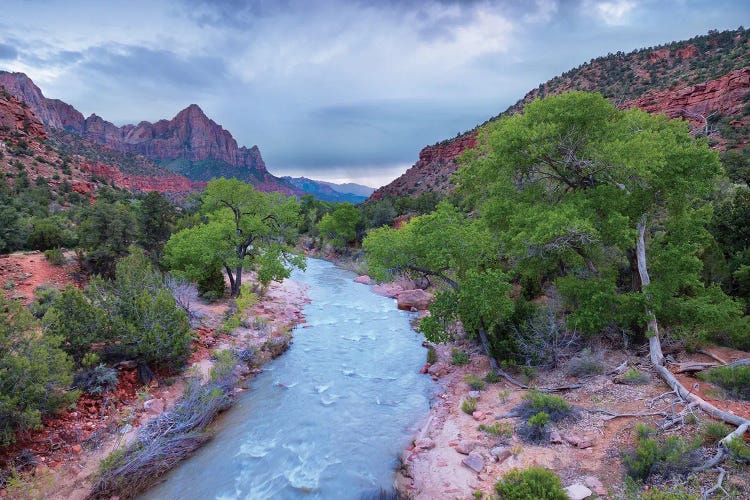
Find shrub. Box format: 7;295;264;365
73;364;119;395
451;348;469;365
43;285;110;365
0;295;74;447
493;467;567;500
622;425;701;481
44;248;65;266
697;365;750;400
519;390;572;422
484;370;501;383
479;421;513;439
197;268;226;299
620;369;650;385
518;411;550;443
461;397;478;415
701;421;732;445
464;374;486;390
27;284;60;319
640;486;698;499
565;348;605;377
726;436;750;462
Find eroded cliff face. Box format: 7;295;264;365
368;133;477;201
625;67;750;140
0;88;47;139
0;71;299;194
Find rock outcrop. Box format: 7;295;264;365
0;88;47;139
0;71;300;194
368;132;477;201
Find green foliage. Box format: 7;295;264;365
464;374;485;390
700;421;732;445
78;199;136;277
484;370;501;383
622;425;701;481
44;247;66;266
27;284;60;319
164;178;304;297
493;467;567;500
197;267;226;299
520;390;571;422
0;295;74;447
137;191;176;253
479;421;513;439
725;436;750;462
451;348;469;365
697;365;750;400
640;487;698;500
620;369;650;385
317;202;361;250
461;397;478;415
91;249;192;372
43;285;110;364
210;350;238;381
26;216;75;251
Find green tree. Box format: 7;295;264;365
0;295;74;447
163;178;304;297
78;199;137;277
137;191;176;254
317;202;361;250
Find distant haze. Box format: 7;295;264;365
0;0;747;186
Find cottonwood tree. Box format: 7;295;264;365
163;178;304;297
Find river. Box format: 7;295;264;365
141;258;435;499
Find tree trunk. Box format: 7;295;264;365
231;264;243;297
225;265;236;297
636;221;750;428
477;329;499;371
626;248;642;292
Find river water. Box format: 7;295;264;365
142;258;434;499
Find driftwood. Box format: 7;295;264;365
697;349;728;365
635;222;750;485
585;408;668;421
674;362;719;374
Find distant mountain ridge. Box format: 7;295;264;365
369;27;750;201
281;176;374;203
0;71;302;195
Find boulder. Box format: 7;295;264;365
462;452;485;473
455;441;479;455
472;411;485;421
564;483;592;500
427;362;449;378
468;391;481;399
550;429;563;444
396;289;434;311
583;476;606;496
354;275;371;285
491;447;512;463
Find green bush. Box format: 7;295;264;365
197;267;226;299
484;370;501;383
43;285;110;365
28;284;60;319
701;421;732;445
519;390;572;422
461;397;478;415
493;467;567;500
0;295;74;447
479;421;513;439
464;374;486;390
451;348;469;365
620;369;650;385
622;425;701;481
697;365;750;400
44;247;66;266
725;436;750;462
518;411;550;443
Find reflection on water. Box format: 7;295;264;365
141;258;434;500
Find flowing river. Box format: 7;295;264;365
142;258;435;499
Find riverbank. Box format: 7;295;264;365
394;336;750;499
1;268;309;499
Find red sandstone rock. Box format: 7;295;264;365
396;289;434;311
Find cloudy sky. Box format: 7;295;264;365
0;1;747;186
